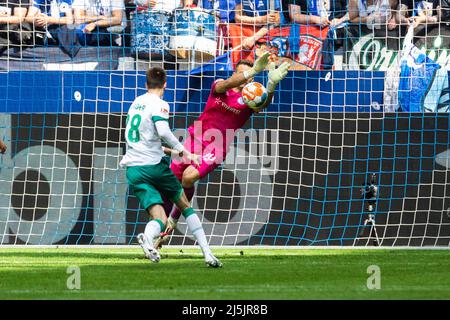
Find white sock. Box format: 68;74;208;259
186;214;212;258
144;220;162;247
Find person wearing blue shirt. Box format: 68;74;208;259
392;0;447;28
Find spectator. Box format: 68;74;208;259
25;0;74;45
329;0;350;26
235;0;282;26
0;0;30;54
195;0;237;52
72;0;125;46
131;0;188;57
123;0;134;48
0;0;29;23
196;0;236;22
280;1;351;70
439;0;450;23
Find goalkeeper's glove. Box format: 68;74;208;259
266;61;290;94
243;51;271;79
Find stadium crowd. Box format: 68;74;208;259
0;0;449;70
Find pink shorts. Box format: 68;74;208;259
170;131;225;181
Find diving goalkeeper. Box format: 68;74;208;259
160;52;290;244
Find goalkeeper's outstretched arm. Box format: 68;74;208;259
215;52;271;94
253;92;275;113
0;139;6;154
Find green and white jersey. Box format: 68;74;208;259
120;93;170;167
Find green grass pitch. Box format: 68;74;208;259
0;248;449;300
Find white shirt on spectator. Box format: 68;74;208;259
71;0;124;17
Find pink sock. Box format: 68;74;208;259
170;186;195;220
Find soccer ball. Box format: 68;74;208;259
242;82;268;111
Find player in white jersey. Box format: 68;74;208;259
120;67;222;267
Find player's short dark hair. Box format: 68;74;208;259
235;59;254;69
146;67;167;89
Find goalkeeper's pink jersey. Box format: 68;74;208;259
187;79;253;150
